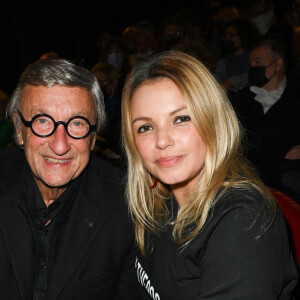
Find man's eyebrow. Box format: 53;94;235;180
29;109;88;116
29;108;47;114
71;111;88;116
132;106;187;125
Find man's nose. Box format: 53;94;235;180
48;124;71;155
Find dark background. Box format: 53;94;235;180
0;0;292;95
0;0;203;94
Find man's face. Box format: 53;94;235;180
15;85;97;197
249;44;277;79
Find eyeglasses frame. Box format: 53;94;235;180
18;111;97;140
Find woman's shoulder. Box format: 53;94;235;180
215;186;271;211
207;186;277;236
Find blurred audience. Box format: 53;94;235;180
121;26;140;55
91;62;122;160
171;40;216;72
127;29;157;70
248;0;275;35
214;18;261;93
158;16;190;51
101;37;127;74
205;3;241;59
4;0;300;208
39;51;60;60
0;89;14;148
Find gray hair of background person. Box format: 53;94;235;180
252;38;288;70
7;58;106;144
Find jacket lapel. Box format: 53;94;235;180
46;190;106;299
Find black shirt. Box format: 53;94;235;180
22;167;80;300
32;184;63;300
136;189;299;299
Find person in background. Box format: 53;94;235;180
91;61;120;120
91;61;123;158
248;0;275;36
103;37;127;74
158;16;189;51
234;38;300;204
121;50;299;299
101;37;129;97
121;26;140;55
128;29;157;70
203;3;241;60
214;18;260;93
0;58;140;299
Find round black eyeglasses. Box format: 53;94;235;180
18;111;97;139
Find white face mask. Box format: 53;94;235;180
251;10;273;35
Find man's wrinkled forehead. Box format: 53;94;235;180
19;84;96;117
250;45;273;63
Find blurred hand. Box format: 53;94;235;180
285;145;300;160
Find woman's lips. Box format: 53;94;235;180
156;156;183;167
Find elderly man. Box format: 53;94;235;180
0;59;140;299
234;38;300;203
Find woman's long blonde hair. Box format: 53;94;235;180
121;51;276;256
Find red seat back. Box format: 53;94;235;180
268;187;300;264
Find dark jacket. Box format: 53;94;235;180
0;146;140;300
233;79;300;186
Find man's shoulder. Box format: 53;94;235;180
87;154;125;185
234;86;259;115
0;146;26;194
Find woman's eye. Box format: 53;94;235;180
137;125;153;133
174;115;191;124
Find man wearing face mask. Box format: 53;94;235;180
234;38;300;203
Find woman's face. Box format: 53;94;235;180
130;78;206;201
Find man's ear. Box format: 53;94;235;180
276;58;284;72
90;133;97;151
12;113;24;146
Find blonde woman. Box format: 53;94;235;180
121;51;298;299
